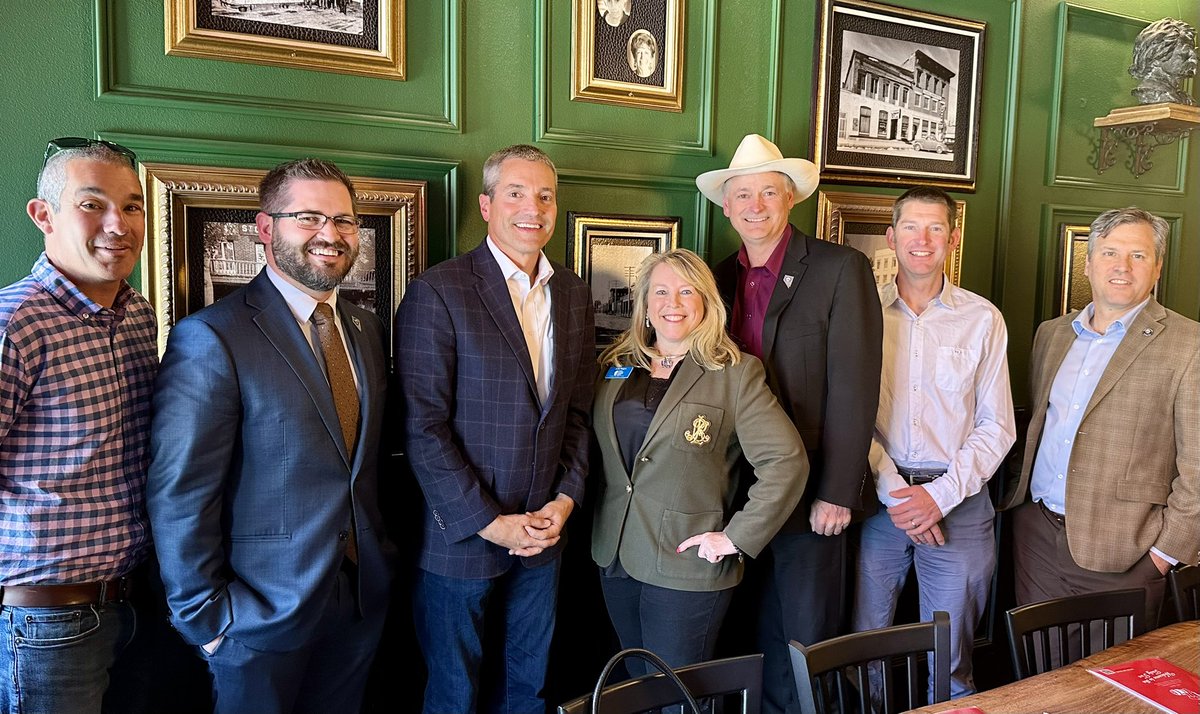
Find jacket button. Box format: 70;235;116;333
338;530;349;541
626;484;632;493
640;456;650;462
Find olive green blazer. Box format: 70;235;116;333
591;354;808;592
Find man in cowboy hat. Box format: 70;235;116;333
700;134;883;714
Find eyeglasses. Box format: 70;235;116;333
43;137;138;169
268;211;362;235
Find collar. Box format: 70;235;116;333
486;236;554;287
32;252;132;322
882;274;956;312
736;225;792;276
265;264;339;324
1073;298;1150;337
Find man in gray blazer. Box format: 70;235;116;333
149;158;393;714
395;144;594;714
1003;207;1200;628
701;134;883;714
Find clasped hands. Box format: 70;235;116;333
887;485;946;546
478;493;575;557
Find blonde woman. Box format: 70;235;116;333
591;248;808;673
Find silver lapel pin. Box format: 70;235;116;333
1142;328;1153;336
782;274;795;289
351;316;362;331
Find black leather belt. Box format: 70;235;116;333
1038;500;1066;525
0;578;133;607
897;466;947;486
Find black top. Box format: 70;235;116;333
613;365;678;473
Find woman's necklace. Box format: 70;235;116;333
656;352;687;370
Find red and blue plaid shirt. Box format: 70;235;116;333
0;253;157;584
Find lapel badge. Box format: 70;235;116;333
684;414;712;447
782;274;795;289
351;316;362;332
1142;328;1153;336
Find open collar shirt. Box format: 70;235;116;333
487;237;555;405
0;253;157;584
730;227;791;360
868;278;1016;515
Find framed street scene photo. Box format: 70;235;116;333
566;212;680;351
816;190;965;297
165;0;406;80
812;0;985;191
140;163;426;355
571;0;685;111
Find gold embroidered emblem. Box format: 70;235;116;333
684;414;712;446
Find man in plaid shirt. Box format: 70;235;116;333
0;138;157;714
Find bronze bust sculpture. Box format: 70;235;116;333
1129;18;1197;106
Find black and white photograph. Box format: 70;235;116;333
571;0;684;111
812;0;985;191
166;0;405;80
208;0;365;36
566;212;680;351
815;190;965;293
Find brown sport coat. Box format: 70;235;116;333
1002;300;1200;572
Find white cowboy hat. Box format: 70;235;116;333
695;134;820;205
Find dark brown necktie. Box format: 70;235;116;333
312;302;359;563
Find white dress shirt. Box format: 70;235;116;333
486;237;555;404
869;278;1016;516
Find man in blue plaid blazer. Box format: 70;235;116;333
395;144;594;714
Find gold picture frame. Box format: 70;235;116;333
571;0;685;112
1058;223;1163;316
140;162;426;355
566;211;680;351
816;190;965;292
165;0;406;80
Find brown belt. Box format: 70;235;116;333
0;578;133;607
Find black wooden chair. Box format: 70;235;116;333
1005;587;1145;680
789;611;950;714
557;652;763;714
1168;564;1200;621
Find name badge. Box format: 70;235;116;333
605;366;634;379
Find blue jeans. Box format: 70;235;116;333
413;561;559;714
852;489;996;700
0;601;136;714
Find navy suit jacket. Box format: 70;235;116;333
148;270;393;653
715;227;883;532
395;242;594;579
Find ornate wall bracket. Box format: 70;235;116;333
1094;103;1200;177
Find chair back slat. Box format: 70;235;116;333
1168;565;1200;622
556;653;762;714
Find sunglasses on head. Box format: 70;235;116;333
42;137;138;170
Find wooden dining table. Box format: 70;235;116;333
905;620;1199;714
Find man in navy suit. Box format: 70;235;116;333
395;144;594;714
148;158;393;714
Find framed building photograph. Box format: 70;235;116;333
566;211;680;351
812;0;985;191
140;162;426;355
570;0;685;111
165;0;406;80
815;190;965;296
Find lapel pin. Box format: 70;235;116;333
351;316;362;331
1142;328;1153;336
782;274;794;289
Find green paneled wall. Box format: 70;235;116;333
2;0;1197;402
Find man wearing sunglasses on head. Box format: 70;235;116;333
148;158;395;714
0;137;156;714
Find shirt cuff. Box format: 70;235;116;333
1151;547;1179;567
876;470;909;509
923;476;962;518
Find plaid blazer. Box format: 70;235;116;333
395;243;594;579
1004;300;1200;571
